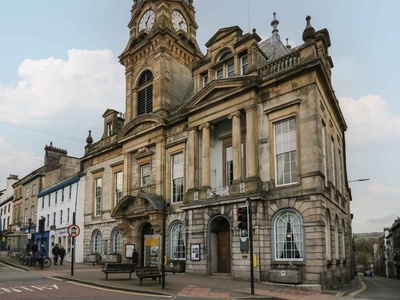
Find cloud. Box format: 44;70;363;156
339;94;400;143
0;49;125;129
369;182;400;197
0;48;125;187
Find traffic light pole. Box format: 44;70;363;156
247;197;254;295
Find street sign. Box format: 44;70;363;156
67;224;80;237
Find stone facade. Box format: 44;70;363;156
82;0;353;289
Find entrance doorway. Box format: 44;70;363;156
209;216;231;274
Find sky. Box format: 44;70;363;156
1;0;399;234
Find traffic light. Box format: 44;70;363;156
237;207;248;231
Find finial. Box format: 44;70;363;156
302;15;316;42
271;12;281;41
286;38;291;51
86;130;93;145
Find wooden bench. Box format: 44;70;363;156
102;263;136;280
135;266;162;286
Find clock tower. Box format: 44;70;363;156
119;0;203;122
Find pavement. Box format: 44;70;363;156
0;253;361;300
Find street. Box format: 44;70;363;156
352;275;400;299
0;263;172;300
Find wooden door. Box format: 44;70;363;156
217;231;230;273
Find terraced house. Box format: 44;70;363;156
82;0;353;289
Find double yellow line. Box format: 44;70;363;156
347;277;366;298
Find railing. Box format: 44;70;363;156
258;51;301;78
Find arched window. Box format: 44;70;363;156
272;209;304;260
92;229;102;254
325;210;331;261
169;221;186;260
137;70;153;116
111;227;122;254
335;216;339;260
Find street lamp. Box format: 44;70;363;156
28;218;32;253
348;178;369;183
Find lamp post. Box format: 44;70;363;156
28;218;32;253
348;178;369;183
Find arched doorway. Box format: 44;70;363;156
209;216;231;274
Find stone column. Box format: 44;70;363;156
187;127;198;191
199;123;211;188
228;111;242;182
245;106;257;178
156;141;165;197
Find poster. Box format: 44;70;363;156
191;244;200;261
125;244;135;258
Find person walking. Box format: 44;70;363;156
52;244;60;265
131;248;140;265
31;242;38;255
59;245;66;265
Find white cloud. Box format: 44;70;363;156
0;48;125;187
339;94;400;143
369;182;400;197
0;49;125;128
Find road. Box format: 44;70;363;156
352;275;400;299
0;263;172;300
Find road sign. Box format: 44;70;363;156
67;224;80;237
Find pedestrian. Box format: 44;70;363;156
31;242;38;255
52;243;60;265
131;248;140;265
59;245;66;265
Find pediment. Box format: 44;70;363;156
117;114;166;142
179;75;260;114
111;192;164;219
205;26;242;48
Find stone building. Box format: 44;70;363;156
10;142;80;254
82;0;352;289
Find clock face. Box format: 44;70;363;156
171;10;187;33
138;9;155;32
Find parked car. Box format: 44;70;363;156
364;270;373;277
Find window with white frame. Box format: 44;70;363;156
226;61;234;77
141;164;150;187
25;187;30;199
24;208;28;225
225;146;234;186
203;73;209;87
69;185;72;199
55;191;58;205
111;227;122;254
215;67;223;79
92;230;102;254
53;212;56;226
169;221;186;260
32;184;37;196
115;171;123;204
107;122;113;137
46;214;49;227
62;188;65;202
42;198;44;209
60;210;63;225
48;195;51;207
272;209;304;260
274;117;297;186
240;54;248;75
171;152;184;203
67;208;70;223
94;178;102;216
